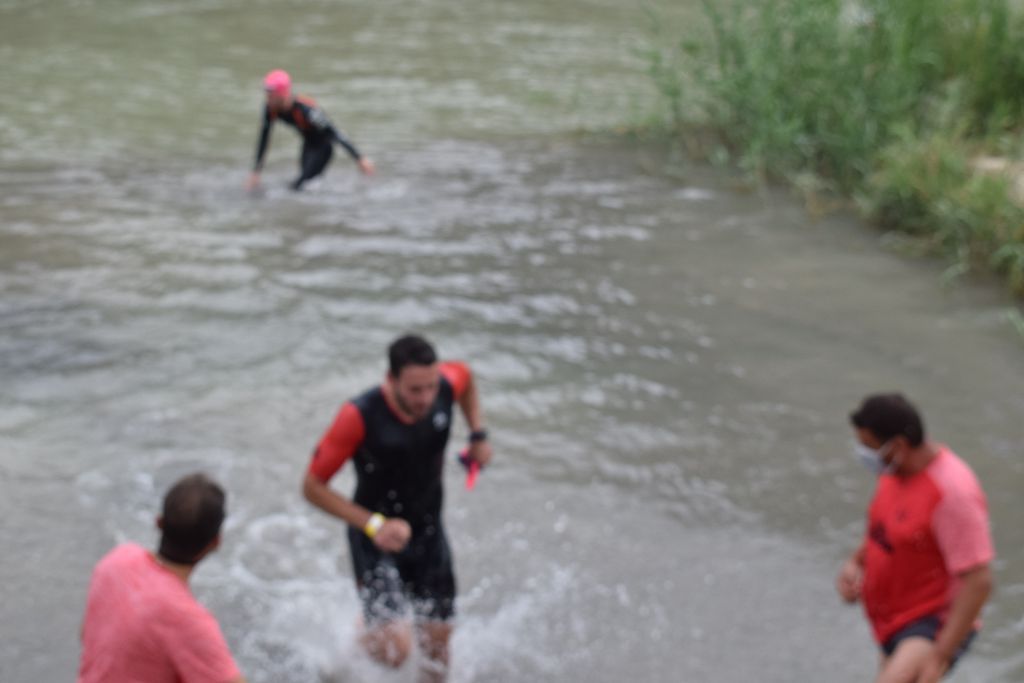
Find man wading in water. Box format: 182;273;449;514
837;394;994;683
302;334;492;682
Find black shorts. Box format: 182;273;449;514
882;615;976;673
347;524;456;625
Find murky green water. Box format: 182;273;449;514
1;2;1022;682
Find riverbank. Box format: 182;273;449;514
641;0;1024;304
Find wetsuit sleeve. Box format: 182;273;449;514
439;361;471;400
328;124;362;160
309;402;365;482
253;106;273;171
304;101;363;160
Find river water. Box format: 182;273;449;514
1;1;1022;682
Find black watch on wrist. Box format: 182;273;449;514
468;429;488;443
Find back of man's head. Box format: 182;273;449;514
849;393;926;447
388;334;437;377
158;473;226;566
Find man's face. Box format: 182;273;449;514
855;427;904;470
266;90;290;111
389;363;440;420
854;427;884;450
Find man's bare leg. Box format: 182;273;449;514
415;621;453;683
875;637;935;683
359;620;413;669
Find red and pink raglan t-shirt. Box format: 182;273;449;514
78;543;241;683
862;446;994;644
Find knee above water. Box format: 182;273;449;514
380;640;411;669
364;628;413;668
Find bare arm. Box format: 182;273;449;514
302;470;373;529
935;564;993;659
302;471;409;552
456;369;483;433
456;368;492;467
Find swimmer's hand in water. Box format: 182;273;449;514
245;171;262;193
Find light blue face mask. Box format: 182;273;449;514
853;440;894;475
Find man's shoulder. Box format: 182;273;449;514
351;385;383;409
92;546;201;619
295;96;324;116
927;446;987;501
346;386;389;425
438;360;469;395
96;542;148;572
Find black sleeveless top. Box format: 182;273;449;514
349;378;455;532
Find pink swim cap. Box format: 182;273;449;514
263;69;292;96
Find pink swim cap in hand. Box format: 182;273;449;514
263;69;292;96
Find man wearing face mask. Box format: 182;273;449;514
836;394;994;683
302;334;492;683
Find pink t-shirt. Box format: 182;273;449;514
78;543;241;683
862;446;994;643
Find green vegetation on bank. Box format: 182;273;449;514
643;0;1024;297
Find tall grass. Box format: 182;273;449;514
644;0;1024;296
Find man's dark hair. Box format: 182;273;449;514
388;334;437;377
849;393;925;447
158;473;226;565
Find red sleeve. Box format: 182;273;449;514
439;361;471;400
929;450;995;574
308;402;365;482
932;486;994;574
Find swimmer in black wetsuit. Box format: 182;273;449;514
302;334;492;683
246;69;375;192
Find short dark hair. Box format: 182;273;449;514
849;393;925;447
388;334;437;377
158;473;226;565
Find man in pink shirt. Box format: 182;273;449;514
836;394;995;683
78;473;246;683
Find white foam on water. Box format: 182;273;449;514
674;187;716;201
